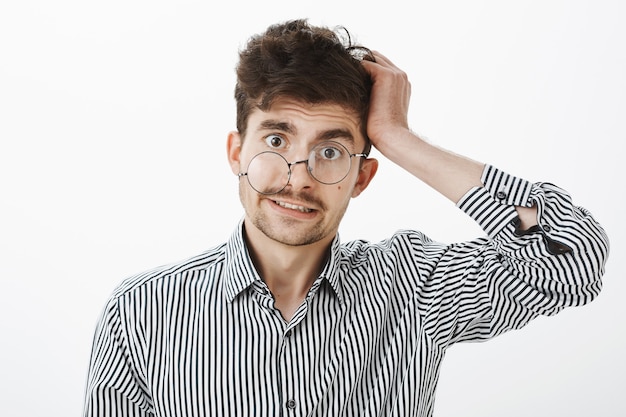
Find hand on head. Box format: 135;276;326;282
361;51;412;154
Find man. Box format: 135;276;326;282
83;19;609;416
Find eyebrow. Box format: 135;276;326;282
318;128;355;144
259;120;296;134
258;119;354;144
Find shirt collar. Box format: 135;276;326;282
318;234;345;304
223;219;345;304
223;220;260;303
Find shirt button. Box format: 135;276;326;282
496;191;507;199
286;399;296;409
543;224;552;232
285;330;292;338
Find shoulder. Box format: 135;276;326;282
338;229;492;277
339;229;448;267
109;242;228;300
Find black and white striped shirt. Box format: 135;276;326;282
83;165;608;416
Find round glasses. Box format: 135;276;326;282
238;141;368;195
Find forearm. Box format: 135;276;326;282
375;127;483;202
376;127;538;228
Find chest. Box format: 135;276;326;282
135;285;441;416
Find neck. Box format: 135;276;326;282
243;219;333;321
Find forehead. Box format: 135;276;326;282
245;98;365;144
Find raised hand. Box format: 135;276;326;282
361;51;412;155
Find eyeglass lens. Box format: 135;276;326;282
246;152;291;195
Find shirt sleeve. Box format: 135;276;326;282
83;295;153;416
439;164;609;344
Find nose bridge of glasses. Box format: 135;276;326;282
286;158;315;188
288;158;311;172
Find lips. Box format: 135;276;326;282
272;199;314;213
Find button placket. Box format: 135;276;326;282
279;325;300;414
278;302;310;415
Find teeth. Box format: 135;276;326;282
275;200;313;213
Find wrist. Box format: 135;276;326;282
369;126;417;160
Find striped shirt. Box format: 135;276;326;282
83;165;608;417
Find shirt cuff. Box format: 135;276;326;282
457;165;534;237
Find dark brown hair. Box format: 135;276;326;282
235;19;374;151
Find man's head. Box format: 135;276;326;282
228;20;379;249
234;19;373;152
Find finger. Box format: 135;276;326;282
369;50;400;70
361;55;393;79
360;58;379;77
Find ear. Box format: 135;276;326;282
351;158;378;198
226;131;242;175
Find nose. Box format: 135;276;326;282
286;158;314;190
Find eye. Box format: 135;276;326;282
317;145;344;161
264;134;286;149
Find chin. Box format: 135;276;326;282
255;217;329;247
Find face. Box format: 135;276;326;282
227;98;378;248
